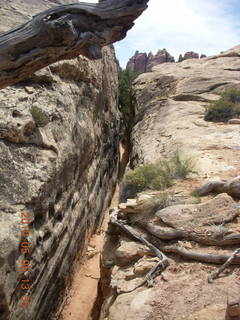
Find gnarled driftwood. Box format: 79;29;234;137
0;0;149;89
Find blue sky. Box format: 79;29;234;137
83;0;240;67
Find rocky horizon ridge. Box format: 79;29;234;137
126;48;207;73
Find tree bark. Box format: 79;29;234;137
138;221;240;247
0;0;149;89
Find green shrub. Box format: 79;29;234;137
172;150;196;178
190;190;202;203
122;152;196;199
118;69;139;139
30;106;49;127
152;160;174;189
221;87;240;103
124;162;174;198
205;88;240;122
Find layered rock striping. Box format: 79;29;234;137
0;1;120;319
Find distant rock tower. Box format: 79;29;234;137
178;52;207;62
126;49;175;73
127;49;207;73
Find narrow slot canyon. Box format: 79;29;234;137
1;1;240;320
54;144;129;320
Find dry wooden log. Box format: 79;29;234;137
139;222;240;247
208;248;240;283
110;209;169;290
0;0;149;89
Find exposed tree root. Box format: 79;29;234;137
194;176;240;199
157;244;240;265
208;248;240;283
109;207;240;293
110;209;169;291
138;222;240;247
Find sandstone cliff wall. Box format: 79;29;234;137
0;2;120;320
130;46;240;178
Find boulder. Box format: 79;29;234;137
130;45;240;176
115;239;152;266
155;193;239;230
107;289;154;320
228;119;240;124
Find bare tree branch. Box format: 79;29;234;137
208;248;240;283
0;0;149;89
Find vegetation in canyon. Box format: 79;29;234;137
118;68;139;141
124;151;196;198
30;105;49;127
205;87;240;122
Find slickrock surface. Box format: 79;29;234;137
100;46;240;320
0;1;120;320
130;45;240;179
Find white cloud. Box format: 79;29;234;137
117;0;240;66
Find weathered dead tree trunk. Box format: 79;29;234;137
0;0;149;89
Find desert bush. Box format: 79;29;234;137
151;160;174;190
30;106;49;127
121;152;196;200
221;87;240;103
125;162;174;194
190;190;202;203
172;150;196;178
205;88;240;122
